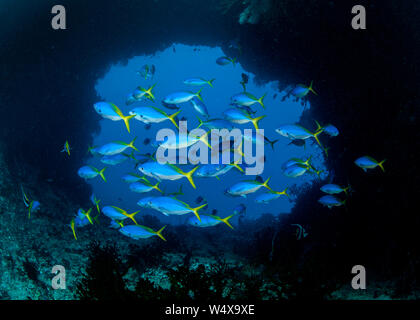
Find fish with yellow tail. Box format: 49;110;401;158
137;196;206;221
119;225;166;241
78;166;107;182
225;176;272;198
102;206;140;225
61;140;71;156
93;102;136;133
138;161;199;189
187;214;234;229
354;156;386;172
290;81;318;98
21;185;40;219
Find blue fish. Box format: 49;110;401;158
190;97;210;118
231;92;266;109
74;208;94;227
21;185;41;219
233;203;246;215
187;214;234;229
119;225;166;241
223;108;265;130
93;102;135;133
129;106;180;129
318;195;346;209
184;78;215;87
255;189;289;204
90;194;101;213
354;156;386;172
129;179;162;194
96;138;138;156
138;161;199;189
323;124;339;137
100;153;129;165
78;166;107;182
101;206;140;224
275;123;324;150
61;140;71;156
320;184;351;195
290;81;317;98
226;177;272;197
137;196;206;221
163;90;204;105
216;56;236;66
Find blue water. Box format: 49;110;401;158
87;44;326;224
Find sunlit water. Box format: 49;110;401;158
87;44;326;224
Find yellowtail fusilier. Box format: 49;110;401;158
216;56;236;66
101;206;140;224
163;89;204;104
255;189;289;204
129;106;180;129
354;156;386;172
136;84;156;101
138;161;199;189
190;97;210;118
275;122;325;153
290;81;317;98
183;77;215;87
223;108;265;131
78;166;107;182
100;153;129;165
93;102;135;133
119;224;166;241
231;92;266;109
318;195;346;209
21;185;41;219
61;140;71;156
225;177;272;197
187;214;234;229
320;184;351;195
121;173;148;183
129;178;162;194
90;194;101;213
137;196;206;221
96;137;138;156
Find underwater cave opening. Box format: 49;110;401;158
85;43;327;225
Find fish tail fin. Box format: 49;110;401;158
233;140;245;158
309;80;318;95
84;208;94;224
168;110;181;129
183;166;199;189
154;182;163;193
196;115;204;128
191;204;207;221
219;214;234;229
378;159;386;172
258;93;267;109
229;161;244;173
274;188;289;197
314;119;323;132
128;211;140;225
312;130;324;151
208;79;215;88
231;57;237;66
146;84;156;101
251;115;265;131
343;184;352;195
128;137;138;152
99;167;107;182
266;138;278;151
195;89;204;103
122;114;136;133
262;177;272;191
70;219;77;240
155;225;167;241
